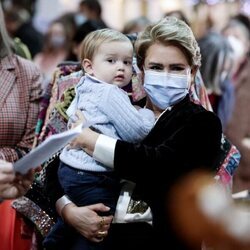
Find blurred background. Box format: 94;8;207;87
1;1;250;248
1;0;249;37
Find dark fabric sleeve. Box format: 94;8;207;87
114;111;222;184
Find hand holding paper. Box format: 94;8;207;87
14;123;87;174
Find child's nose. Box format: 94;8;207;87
117;61;125;71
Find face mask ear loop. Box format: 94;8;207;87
186;68;192;90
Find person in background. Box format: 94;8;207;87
33;18;73;93
222;14;250;79
13;37;32;60
0;2;42;250
67;20;99;62
78;0;108;29
169;169;250;250
43;28;154;250
198;31;234;130
0;160;35;200
223;14;250;193
122;16;151;35
164;9;190;26
4;5;43;58
49;17;222;250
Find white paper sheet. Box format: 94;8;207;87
14;123;86;174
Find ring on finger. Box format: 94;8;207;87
99;216;105;227
97;231;106;237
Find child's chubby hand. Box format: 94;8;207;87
70;109;87;129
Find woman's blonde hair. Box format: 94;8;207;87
135;17;201;70
80;28;132;61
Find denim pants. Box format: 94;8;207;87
43;161;120;250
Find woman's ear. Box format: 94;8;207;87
82;59;94;75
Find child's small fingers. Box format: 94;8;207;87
75;110;84;120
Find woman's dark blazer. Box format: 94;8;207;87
114;95;222;249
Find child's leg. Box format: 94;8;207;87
59;164;120;215
74;170;120;216
43;217;70;250
45;162;120;249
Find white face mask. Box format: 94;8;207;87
227;36;245;60
143;70;190;110
74;13;87;26
49;35;66;48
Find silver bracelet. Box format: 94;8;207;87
56;195;72;217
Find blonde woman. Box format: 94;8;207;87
48;17;223;249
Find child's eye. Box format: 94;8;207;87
124;60;132;65
107;59;116;63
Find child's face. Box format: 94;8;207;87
90;41;133;88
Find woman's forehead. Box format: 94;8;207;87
145;43;189;66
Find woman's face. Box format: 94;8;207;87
143;42;194;113
47;22;66;49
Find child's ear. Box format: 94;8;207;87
82;59;94;75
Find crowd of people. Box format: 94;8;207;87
0;0;250;249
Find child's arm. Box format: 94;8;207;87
100;87;155;142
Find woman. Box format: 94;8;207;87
0;2;42;249
223;14;250;193
33;18;73;93
198;31;234;130
49;17;222;249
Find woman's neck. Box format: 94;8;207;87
145;98;164;118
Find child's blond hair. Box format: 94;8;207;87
80;28;132;61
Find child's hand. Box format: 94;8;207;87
71;110;87;128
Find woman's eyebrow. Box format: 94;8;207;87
148;62;163;67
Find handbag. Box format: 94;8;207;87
12;152;61;237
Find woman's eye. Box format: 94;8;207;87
170;66;186;73
149;65;162;71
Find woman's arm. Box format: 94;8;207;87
71;109;222;183
69;110;116;166
0;70;42;161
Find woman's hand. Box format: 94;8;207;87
0;160;34;199
68;109;99;155
61;203;113;242
68;110;96;153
